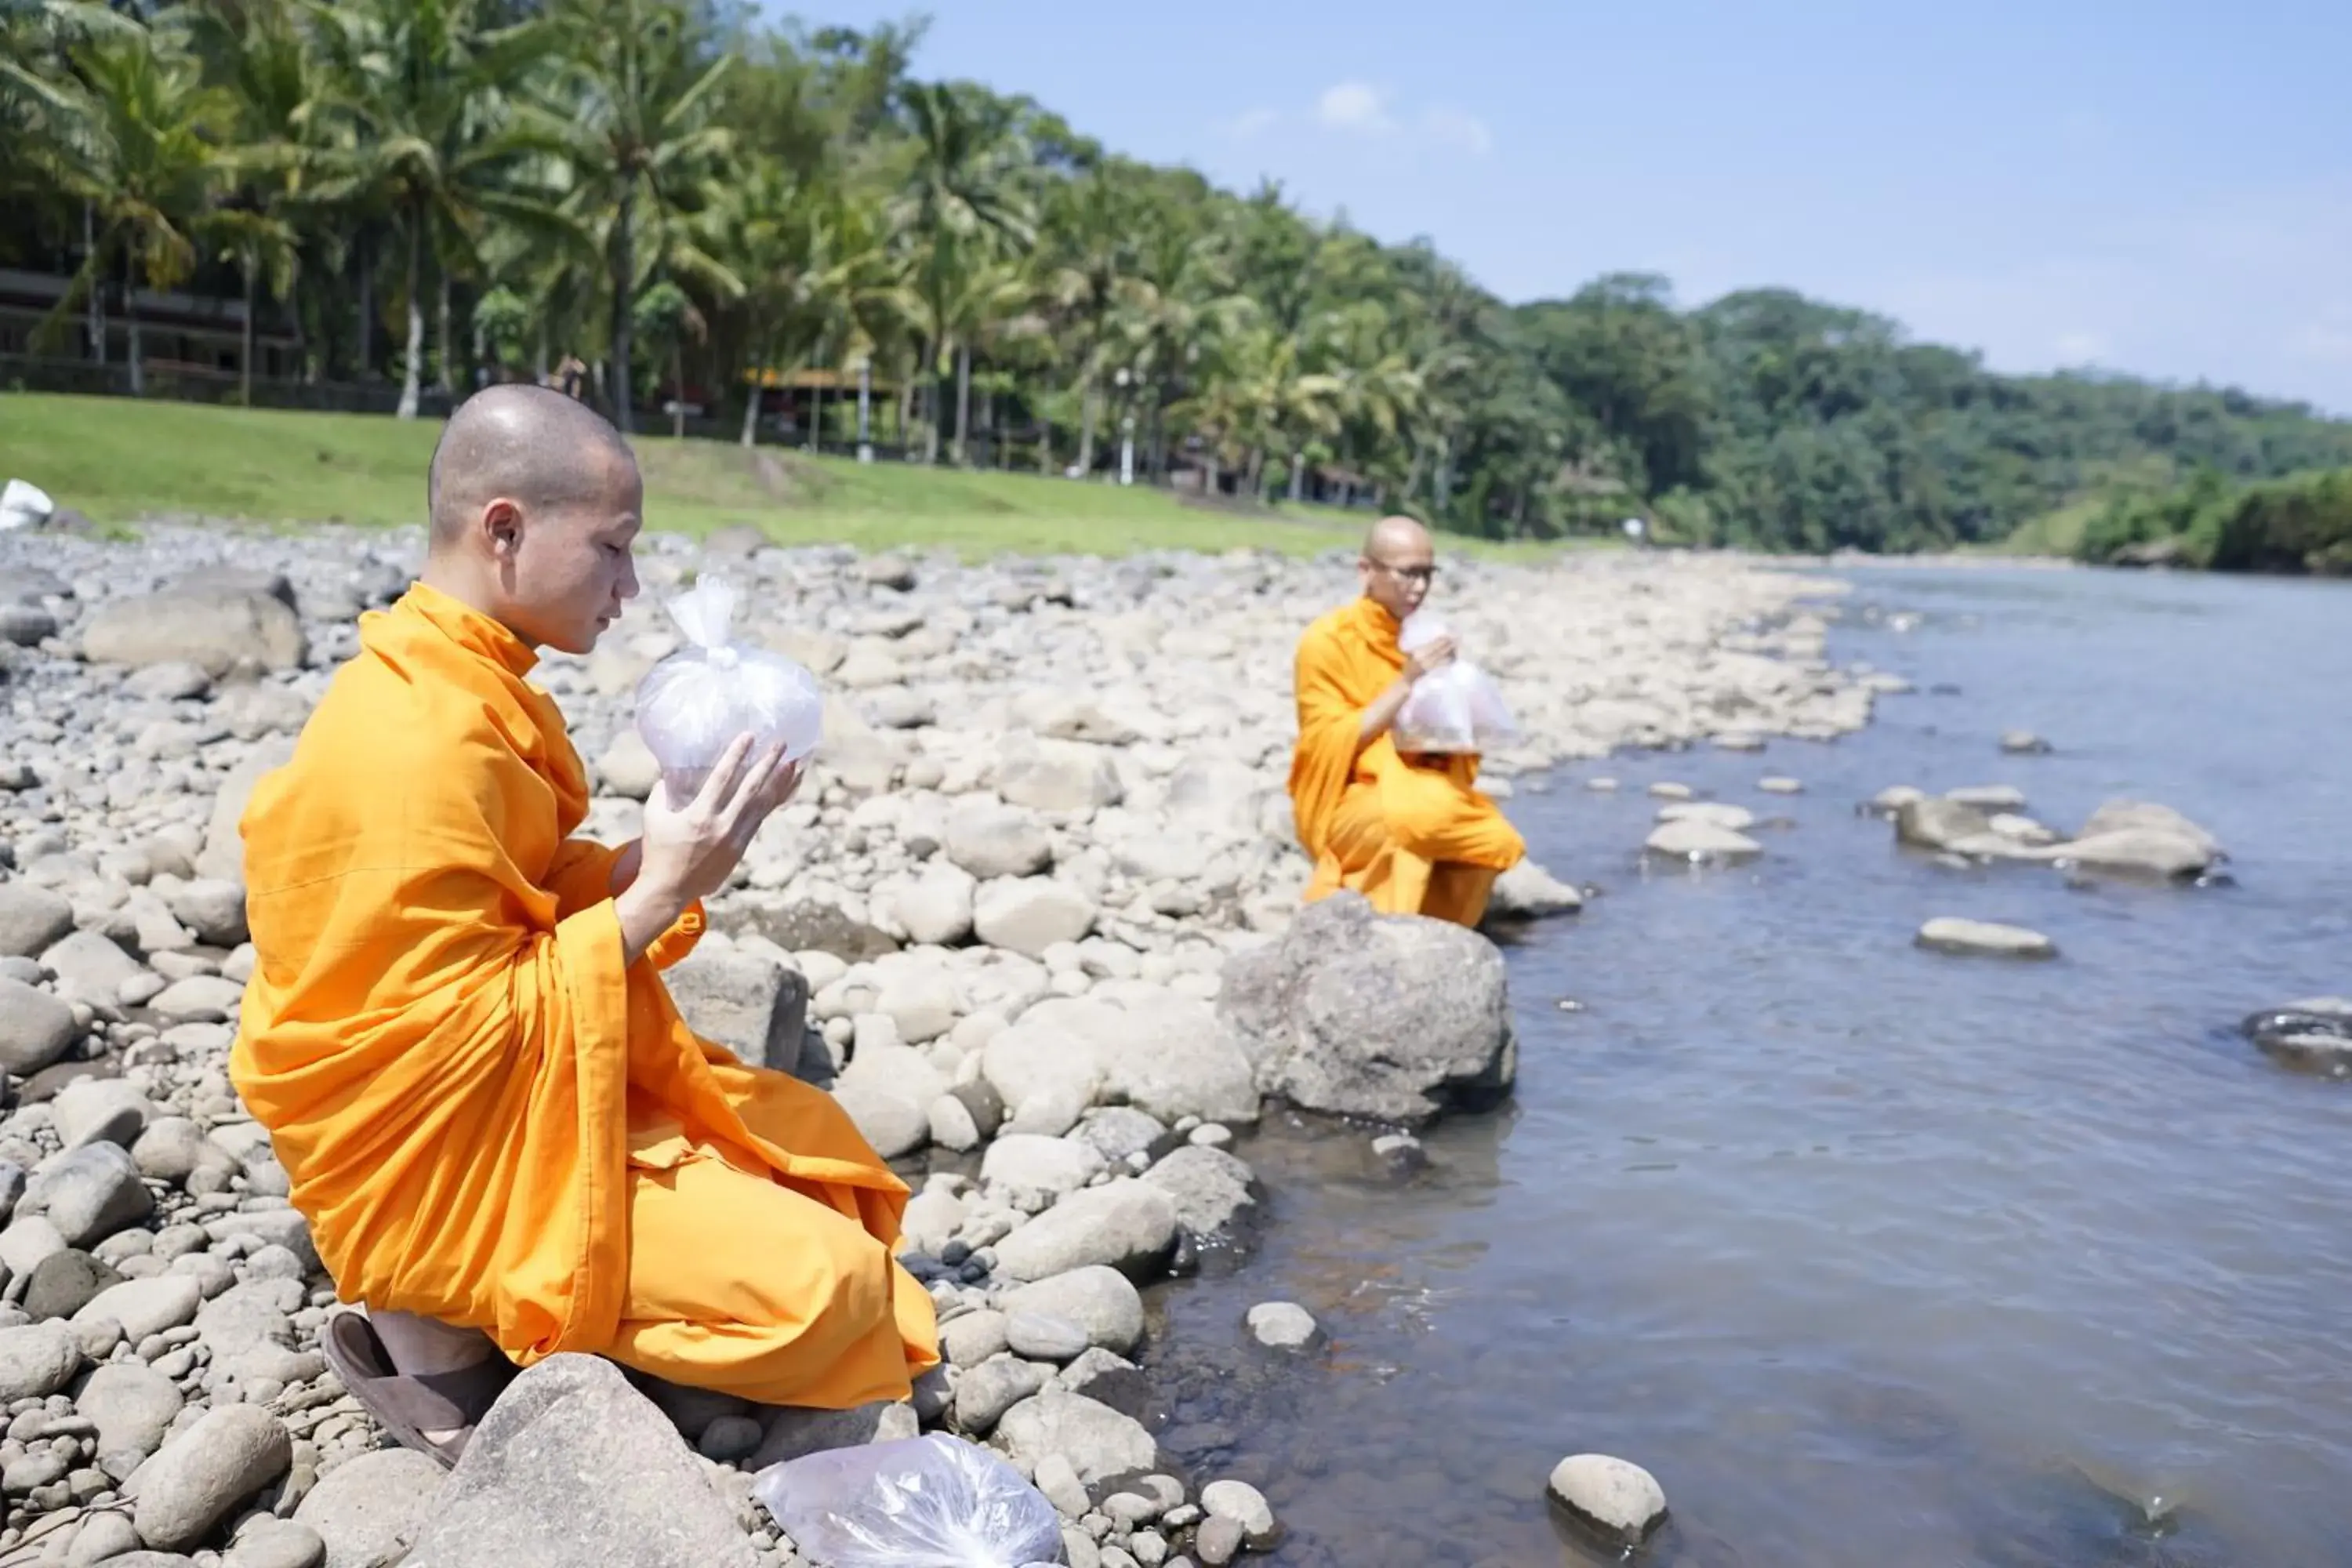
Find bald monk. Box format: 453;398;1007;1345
1288;517;1526;927
229;385;937;1464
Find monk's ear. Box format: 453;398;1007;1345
483;499;523;558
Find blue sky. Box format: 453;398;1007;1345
788;2;2352;413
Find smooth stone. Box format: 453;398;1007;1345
939;1310;1011;1368
129;1404;292;1552
73;1276;201;1341
1004;1312;1091;1364
0;1319;82;1402
1546;1453;1668;1544
949;1356;1051;1437
291;1446;445;1568
1200;1478;1277;1544
1643;818;1763;862
23;1250;124;1321
1244;1301;1320;1351
224;1519;326;1568
74;1361;184;1460
1915;917;2057;960
0;978;78;1075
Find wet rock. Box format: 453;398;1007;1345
2042;800;2223;881
1915;918;2057;960
1200;1479;1276;1545
1657;800;1757;832
1545;1454;1667;1545
2241;997;2352;1076
290;1446;444;1568
1139;1146;1257;1240
1244;1301;1320;1351
1759;776;1805;794
0;977;78;1074
1894;796;1995;851
1946;785;2028;811
1483;859;1582;921
1193;1514;1244;1566
1218;892;1514;1124
993;1392;1157;1487
402;1355;755;1568
2002;730;2053;755
991;1181;1178;1283
129;1404;292;1552
1644;818;1763;862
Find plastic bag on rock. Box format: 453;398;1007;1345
633;574;823;800
750;1432;1065;1568
1392;612;1519;755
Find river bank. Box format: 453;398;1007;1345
0;522;1867;1567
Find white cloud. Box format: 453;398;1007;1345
1316;82;1392;134
1419;106;1492;156
1220;107;1279;142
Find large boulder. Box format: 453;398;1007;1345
83;580;306;678
2038;800;2225;881
1217;892;1515;1123
662;943;808;1075
400;1355;756;1568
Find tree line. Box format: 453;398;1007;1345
7;0;2352;549
2075;464;2352;575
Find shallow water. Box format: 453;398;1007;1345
1145;567;2352;1567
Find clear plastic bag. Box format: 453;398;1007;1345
1392;612;1519;755
633;575;823;800
750;1432;1064;1568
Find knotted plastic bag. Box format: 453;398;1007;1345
1393;611;1519;755
750;1432;1063;1568
633;574;823;801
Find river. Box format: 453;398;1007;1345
1142;566;2352;1567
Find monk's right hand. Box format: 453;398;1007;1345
1404;635;1457;682
630;734;790;924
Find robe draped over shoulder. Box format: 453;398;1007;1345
229;583;930;1400
1287;597;1524;926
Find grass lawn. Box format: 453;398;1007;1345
0;392;1559;560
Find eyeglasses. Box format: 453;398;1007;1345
1367;559;1437;586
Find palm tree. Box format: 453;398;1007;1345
524;0;735;432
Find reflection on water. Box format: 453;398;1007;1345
1142;569;2352;1567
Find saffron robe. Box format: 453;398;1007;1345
1288;597;1525;927
228;583;937;1407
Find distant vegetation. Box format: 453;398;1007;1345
6;2;2352;553
2070;465;2352;575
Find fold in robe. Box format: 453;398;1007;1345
228;582;937;1406
1288;597;1526;926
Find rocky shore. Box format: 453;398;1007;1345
0;521;1866;1568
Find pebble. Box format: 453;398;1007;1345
1243;1301;1319;1351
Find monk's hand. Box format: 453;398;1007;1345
1404;635;1457;683
630;735;789;919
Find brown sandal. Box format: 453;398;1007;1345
321;1313;515;1469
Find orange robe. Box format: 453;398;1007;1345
228;583;937;1407
1289;597;1526;927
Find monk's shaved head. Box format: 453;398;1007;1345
427;384;636;550
1363;514;1432;561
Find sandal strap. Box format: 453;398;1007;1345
368;1356;514;1434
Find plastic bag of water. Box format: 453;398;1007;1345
751;1432;1063;1568
633;575;822;801
1393;611;1519;755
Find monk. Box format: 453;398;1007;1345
1288;516;1526;926
228;385;937;1465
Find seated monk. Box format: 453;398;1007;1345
1288;516;1526;927
228;385;938;1465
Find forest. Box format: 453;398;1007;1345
8;0;2352;551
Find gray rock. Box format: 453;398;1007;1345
74;1360;185;1460
82;585;306;679
124;659;215;701
41;929;148;1007
974;878;1097;960
55;1076;156;1150
696;1416;762;1465
2001;730;2053;755
1217;893;1515;1124
927;1094;982;1152
951;1356;1051;1436
401;1355;755;1568
994;735;1123;814
66;1510;145;1566
829;1081;928;1160
1245;1301;1320;1351
662;946;809;1076
1545;1453;1667;1544
74;1275;202;1340
292;1446;445;1568
162;878;248;948
940;1310;1011;1368
993;1392;1156;1487
0;1216;71;1283
132;1118;223;1184
1140;1146;1257;1239
197;737;296;886
0;884;74;960
194;1280;301;1357
1093;996;1260;1127
990;1182;1178;1283
1069;1108;1167;1167
1200;1479;1276;1544
147;975;245;1023
999;1267;1145;1356
1643;818;1763;862
1893;797;1998;854
0;1319;82;1401
944;799;1054;881
2038;800;2224;881
1004;1312;1091;1363
1915;918;2057;960
225;1519;326;1568
0;977;78;1074
129;1403;292;1551
30;1143;154;1246
1034;1452;1092;1521
982;1135;1106;1210
1194;1514;1244;1566
25;1247;125;1321
888;865;976;947
1483;858;1583;920
749;1399;916;1471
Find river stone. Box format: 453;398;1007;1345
2042;800;2224;880
1070;1108;1167;1167
974;877;1097;958
990;1181;1178;1283
147;975;245;1024
1140;1145;1257;1239
945;798;1054;880
1894;797;1996;852
31;1143;154;1246
1644;818;1762;861
82;585;306;679
1946;784;2028;811
162;878;249;948
981;1002;1111;1116
662;945;808;1075
0;884;74;959
2240;998;2352;1076
940;1310;1011;1368
129;1404;292;1551
2002;730;2053;754
829;1081;928;1160
225;1519;326;1568
1915;918;2057;960
56;1076;157;1150
1759;776;1805;793
1484;858;1582;920
66;1512;146;1565
982;1135;1106;1210
1244;1301;1320;1351
26;1247;125;1322
1195;1515;1245;1566
1546;1454;1667;1544
292;1446;445;1568
1656;800;1758;832
1201;1479;1277;1544
75;1360;185;1459
0;1215;70;1279
403;1355;754;1568
952;1356;1052;1436
887;863;977;947
0;1319;83;1400
1218;892;1515;1124
0;977;78;1073
998;1267;1145;1356
74;1275;202;1340
993;1392;1157;1486
1004;1312;1091;1363
995;735;1123;813
750;1399;915;1471
1093;995;1261;1127
198;737;297;885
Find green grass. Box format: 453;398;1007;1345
0;391;1451;558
